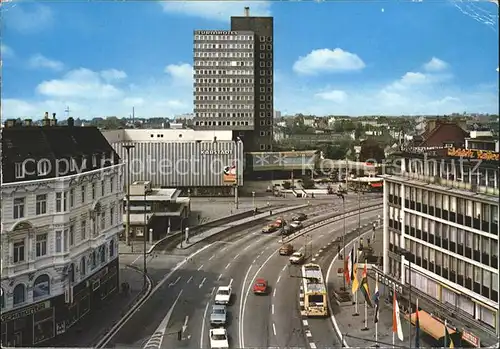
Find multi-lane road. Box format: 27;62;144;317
107;197;382;349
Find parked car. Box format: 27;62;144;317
289;252;305;264
262;224;277;233
253;278;268;294
279;243;294;255
210;305;227;326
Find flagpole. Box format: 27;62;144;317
444;319;447;348
375;272;379;347
361;259;368;331
352;242;359;316
392;284;396;349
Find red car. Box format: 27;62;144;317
253;278;268;294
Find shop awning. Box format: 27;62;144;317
407;310;456;340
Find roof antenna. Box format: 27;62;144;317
65;106;70;118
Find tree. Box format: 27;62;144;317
359;138;385;162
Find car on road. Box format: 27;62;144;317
262;224;277;233
210;305;227;326
215;285;232;305
290;221;303;230
289;252;305;264
253;278;268;294
292;213;308;221
209;328;229;349
279;243;294;255
273;218;285;228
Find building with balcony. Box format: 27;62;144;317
466;130;500;153
124;181;189;241
1;116;124;347
382;151;499;346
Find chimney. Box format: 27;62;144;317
49;113;57;126
67;117;75;127
44;112;49;119
244;6;250;16
24;119;32;127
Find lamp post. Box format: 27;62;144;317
400;249;413;348
143;193;148;288
252;191;255;210
342;198;346;290
234;137;243;210
123;144;135;248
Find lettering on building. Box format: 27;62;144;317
1;301;50;322
461;330;480;347
447;148;499;161
196;30;239;36
201;150;233;155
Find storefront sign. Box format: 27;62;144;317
196;30;238;35
461;330;480;347
201;150;233;155
1;301;50;322
223;164;236;184
447;147;499;161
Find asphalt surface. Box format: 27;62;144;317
106;196;383;348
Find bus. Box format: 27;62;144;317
301;263;328;317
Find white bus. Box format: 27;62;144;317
301;263;328;317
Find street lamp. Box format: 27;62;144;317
252;191;255;210
143;193;148;288
399;248;413;349
234;137;243;210
123;144;135;247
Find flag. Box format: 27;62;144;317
359;264;373;307
350;246;357;281
444;321;454;348
344;252;351;285
373;274;380;323
347;248;353;283
392;288;404;341
415;299;420;348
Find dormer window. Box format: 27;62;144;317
92;155;97;168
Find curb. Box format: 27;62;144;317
95;264;154;348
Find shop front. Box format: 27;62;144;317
1;258;119;347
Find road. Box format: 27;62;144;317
107;196;382;348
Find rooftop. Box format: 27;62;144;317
102;128;234;143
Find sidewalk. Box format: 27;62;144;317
46;262;147;347
177;204;309;249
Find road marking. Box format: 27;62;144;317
221;246;227;252
209;255;215;261
312;258;316;262
234;253;240;259
182;316;189;333
277;275;281;283
314;253;320;257
302;319;308;326
273;288;276;297
243;245;250;251
272;323;277;336
169;276;181;287
197;264;204;271
199;277;206;288
252;259;256;264
281;265;287;272
319;234;324;238
211;286;216;295
229;278;233;286
310;343;317;349
200;301;210;349
225;263;231;269
272;304;275;314
187;276;193;284
131;255;141;265
217;273;223;281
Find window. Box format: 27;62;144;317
259;36;265;42
69;224;75;246
110;176;115;193
56;193;63;212
13;284;26;305
81;185;86;203
36;194;47;215
109;240;115;258
81;220;86;240
100;212;106;230
80;257;87;277
13;240;25;263
64;229;68;252
33;275;50;300
260;144;266;150
92;183;96;200
36;234;48;257
55;230;62;253
69;189;75;208
13;198;25;219
101;180;105;196
110;207;114;225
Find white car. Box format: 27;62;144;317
290;221;303;230
214;285;232;305
209;328;229;349
289;252;305;264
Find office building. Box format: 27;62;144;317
382;149;499;345
1;115;124;346
102;129;244;196
192;7;274;153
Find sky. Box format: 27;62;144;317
1;0;498;119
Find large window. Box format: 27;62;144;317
33;274;50;300
13;240;25;263
13;284;26;305
13;198;25;219
36;194;47;215
36;234;47;257
55;230;62;253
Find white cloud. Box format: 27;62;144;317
1;44;15;59
100;69;127;81
28;54;64;71
423;57;448;72
315;90;348;103
4;4;53;34
3;66;193;119
165;63;193;85
160;1;271;21
293;48;366;75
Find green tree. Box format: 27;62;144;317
359;138;385;162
